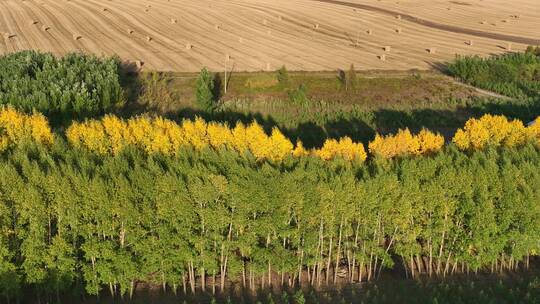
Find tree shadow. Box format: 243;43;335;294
116;93;540;149
116;65;540;149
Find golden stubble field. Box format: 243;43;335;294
0;0;538;71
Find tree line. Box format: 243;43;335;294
65;112;540;160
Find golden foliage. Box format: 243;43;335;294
292;140;309;158
66;115;299;162
268;128;294;161
0;107;53;151
66;120;108;154
368;128;443;159
527;117;540;143
315;137;367;161
66;115;371;162
206;122;232;149
452;114;529;150
417;129;445;155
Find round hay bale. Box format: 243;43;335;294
135;60;144;70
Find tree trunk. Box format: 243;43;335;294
325;236;333;285
182;274;187;294
334;220;344;284
189;261;195;293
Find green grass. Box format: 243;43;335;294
125;70;477;111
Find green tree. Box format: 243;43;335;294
196;67;217;112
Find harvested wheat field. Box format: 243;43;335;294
0;0;538;71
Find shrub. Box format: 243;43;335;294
525;45;540;56
276;65;289;86
288;84;309;107
0;51;122;122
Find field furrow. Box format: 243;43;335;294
0;0;537;71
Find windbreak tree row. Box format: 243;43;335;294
65;112;540;161
2;107;540;164
1;141;540;300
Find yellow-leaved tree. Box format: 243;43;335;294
527;117;540;144
292;140;309;158
206;122;233;150
315;137;367;161
0;107;54;151
417;129;445;155
66;115;296;161
452;114;529;150
268;128;294;162
369;128;443;159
